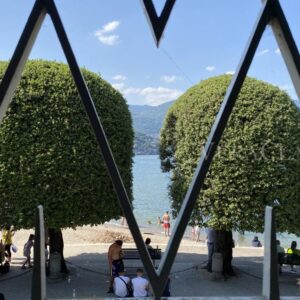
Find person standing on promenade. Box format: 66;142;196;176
107;240;124;293
1;226;14;263
162;211;171;236
205;227;216;272
192;224;201;242
21;234;34;269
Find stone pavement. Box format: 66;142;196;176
0;244;299;299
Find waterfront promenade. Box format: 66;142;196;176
0;225;299;299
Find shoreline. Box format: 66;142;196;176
11;222;265;257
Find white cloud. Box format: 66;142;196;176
122;86;183;106
205;66;215;72
161;75;179;83
226;71;235;75
122;87;141;95
102;21;120;33
275;48;281;55
94;20;120;46
256;49;269;56
97;35;119;46
112;82;125;90
113;74;127;81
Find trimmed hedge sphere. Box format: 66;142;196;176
160;75;300;235
0;60;133;229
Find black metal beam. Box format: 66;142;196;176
262;206;279;300
31;205;46;300
0;0;299;298
0;0;46;124
270;0;300;99
141;0;176;47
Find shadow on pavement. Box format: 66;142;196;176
0;252;299;299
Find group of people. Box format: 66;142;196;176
0;226;35;272
278;240;300;272
107;239;170;297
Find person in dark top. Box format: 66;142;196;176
251;236;262;247
145;238;152;249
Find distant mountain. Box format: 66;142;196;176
129;101;174;138
129;101;174;155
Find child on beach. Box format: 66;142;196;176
21;234;34;269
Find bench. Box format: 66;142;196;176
123;248;162;266
278;253;300;273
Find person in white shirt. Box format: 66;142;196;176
113;269;131;298
132;268;149;297
205;227;216;272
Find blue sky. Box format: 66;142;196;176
0;0;299;106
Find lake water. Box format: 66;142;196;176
130;155;296;248
132;155;170;226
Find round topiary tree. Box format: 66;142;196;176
0;60;133;271
160;75;300;273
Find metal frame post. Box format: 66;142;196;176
31;205;46;300
262;206;280;300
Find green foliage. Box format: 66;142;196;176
160;75;300;234
0;60;133;229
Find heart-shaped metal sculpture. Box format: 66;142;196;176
0;0;300;299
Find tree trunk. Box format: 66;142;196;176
48;228;68;274
214;230;235;276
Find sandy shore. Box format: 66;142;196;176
11;222;264;258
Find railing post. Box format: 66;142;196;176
31;205;47;300
262;206;280;300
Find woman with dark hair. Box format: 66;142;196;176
145;238;152;249
21;234;34;269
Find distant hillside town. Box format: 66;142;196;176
129;101;174;155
